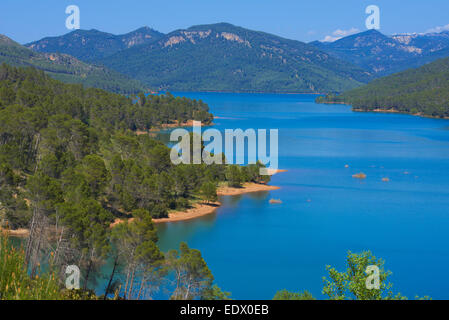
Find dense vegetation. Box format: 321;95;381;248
0;64;272;299
0;34;148;94
26;27;164;63
100;23;369;93
316;57;449;118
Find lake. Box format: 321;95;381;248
155;92;449;299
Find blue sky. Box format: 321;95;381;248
1;0;449;44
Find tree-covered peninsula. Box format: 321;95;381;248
317;57;449;118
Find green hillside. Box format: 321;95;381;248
317;57;449;118
0;34;148;94
100;23;371;93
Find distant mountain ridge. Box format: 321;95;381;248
0;34;148;93
312;29;449;77
24;23;449;94
26;27;164;62
392;31;449;53
98;23;371;93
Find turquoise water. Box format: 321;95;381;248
156;92;449;299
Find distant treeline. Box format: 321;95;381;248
316;57;449;118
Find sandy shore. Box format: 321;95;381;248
0;227;29;237
136;121;195;135
135;119;215;135
353;108;449;120
153;202;221;224
265;169;288;175
152;183;280;223
110;182;281;226
217;182;280;196
109;182;281;227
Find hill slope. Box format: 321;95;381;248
0;34;148;94
100;23;371;93
26;27;164;62
312;30;449;78
317;57;449;118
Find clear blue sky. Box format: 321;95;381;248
1;0;449;44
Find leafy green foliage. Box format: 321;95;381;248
111;209;165;299
322;251;404;300
167;242;215;300
225;165;243;188
0;234;63;300
200;181;218;203
273;289;315;300
202;285;233;300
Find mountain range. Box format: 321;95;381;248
0;34;148;93
99;23;373;93
14;23;449;94
25;23;373;93
312;29;449;77
26;27;164;62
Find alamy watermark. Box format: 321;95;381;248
65;265;80;290
65;5;80;30
365;265;380;290
366;5;380;30
170;121;278;175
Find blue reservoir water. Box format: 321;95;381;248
156;92;449;299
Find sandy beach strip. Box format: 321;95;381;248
153;183;280;223
0;227;29;237
110;182;281;226
153;202;221;224
217;182;280;196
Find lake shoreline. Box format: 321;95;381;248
108;183;281;227
317;101;449;120
6;179;285;234
135;119;215;135
153;182;281;224
0;228;29;237
353;108;449;120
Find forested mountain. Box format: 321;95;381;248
26;27;164;62
316;57;449;118
0;64;266;297
25;24;449;94
312;29;449;78
0;34;148;93
99;23;370;93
